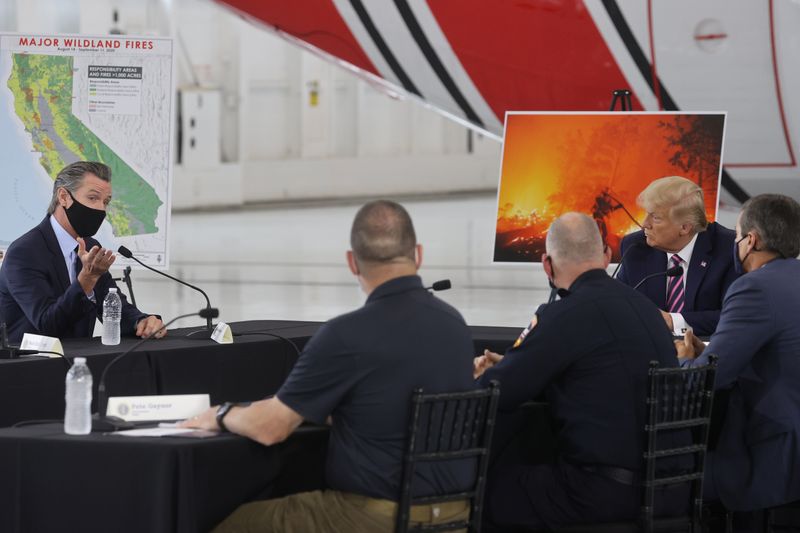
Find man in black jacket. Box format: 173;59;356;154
476;212;682;529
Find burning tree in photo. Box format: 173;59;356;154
493;112;725;263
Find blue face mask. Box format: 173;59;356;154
733;235;750;275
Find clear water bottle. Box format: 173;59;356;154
102;288;122;345
65;357;92;435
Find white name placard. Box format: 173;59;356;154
106;394;210;421
211;322;233;344
20;333;63;356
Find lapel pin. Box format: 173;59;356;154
700;261;707;268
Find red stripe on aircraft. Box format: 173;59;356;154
426;0;644;119
218;0;379;77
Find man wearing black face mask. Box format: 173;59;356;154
677;194;800;513
0;161;164;343
474;213;684;530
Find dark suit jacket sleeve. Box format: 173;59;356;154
693;276;772;389
681;253;739;336
94;273;149;336
3;248;96;337
477;315;574;411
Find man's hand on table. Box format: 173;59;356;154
136;316;167;339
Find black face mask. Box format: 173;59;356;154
64;191;106;237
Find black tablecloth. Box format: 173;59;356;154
0;321;519;428
0;423;330;533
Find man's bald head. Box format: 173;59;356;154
545;212;606;265
350;200;417;267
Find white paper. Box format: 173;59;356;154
112;427;197;437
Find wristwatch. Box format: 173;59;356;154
215;401;252;432
215;402;236;432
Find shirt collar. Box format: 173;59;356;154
668;233;698;266
566;268;609;293
366;275;424;303
49;214;79;259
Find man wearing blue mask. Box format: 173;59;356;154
0;161;163;343
678;194;800;512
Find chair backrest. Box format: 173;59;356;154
641;355;718;533
395;380;500;533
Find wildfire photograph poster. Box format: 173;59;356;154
493;112;726;263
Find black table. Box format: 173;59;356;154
0;423;330;533
0;321;519;428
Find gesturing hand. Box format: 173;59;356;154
77;237;115;277
76;238;116;295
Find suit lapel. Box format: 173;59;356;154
685;225;714;310
38;216;71;292
645;248;668;308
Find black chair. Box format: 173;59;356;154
555;355;719;533
395;381;501;533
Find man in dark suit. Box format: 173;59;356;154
0;161;163;343
617;176;738;336
678;194;800;511
475;212;683;529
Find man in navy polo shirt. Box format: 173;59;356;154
182;200;475;532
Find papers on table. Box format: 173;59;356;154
111;427;219;438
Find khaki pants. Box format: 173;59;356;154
213;490;470;533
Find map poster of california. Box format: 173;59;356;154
0;34;174;268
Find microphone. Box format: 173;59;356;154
633;265;683;290
117;246;216;339
611;241;644;279
94;307;220;431
425;279;451;292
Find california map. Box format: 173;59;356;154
0;34;174;267
8;53;161;236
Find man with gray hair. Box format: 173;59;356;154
475;212;683;529
678;194;800;512
617;176;738;336
182;200;475;532
0;161;163;343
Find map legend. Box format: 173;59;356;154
88;65;142;115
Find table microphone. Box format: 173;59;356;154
117;246;216;339
93;307;220;431
425;279;451;291
611;241;645;279
633;265;683;290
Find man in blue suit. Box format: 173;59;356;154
0;161;164;343
617;176;738;336
679;194;800;511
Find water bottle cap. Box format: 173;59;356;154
109;288;117;293
74;357;86;364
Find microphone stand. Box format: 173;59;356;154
112;266;137;308
633;266;683;291
93;307;219;432
611;241;645;279
117;246;216;339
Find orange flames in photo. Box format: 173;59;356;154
494;113;725;262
